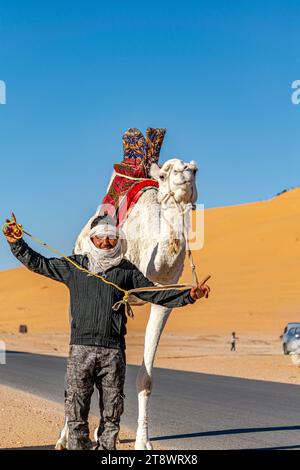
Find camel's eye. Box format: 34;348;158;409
173;170;179;175
159;174;165;180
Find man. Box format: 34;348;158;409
4;212;211;450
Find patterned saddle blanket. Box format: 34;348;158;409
100;128;165;227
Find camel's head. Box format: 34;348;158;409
149;158;198;207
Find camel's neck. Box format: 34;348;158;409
159;201;188;241
148;201;191;283
123;190;192;283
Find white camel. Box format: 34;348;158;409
56;157;198;450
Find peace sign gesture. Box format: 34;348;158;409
189;275;211;301
3;212;22;243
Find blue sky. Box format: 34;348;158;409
0;0;299;270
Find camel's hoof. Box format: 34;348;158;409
135;440;153;450
55;440;67;450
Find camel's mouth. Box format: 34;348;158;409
172;177;197;206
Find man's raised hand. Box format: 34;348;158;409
3;212;22;243
189;275;211;301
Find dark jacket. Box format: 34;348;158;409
9;238;195;350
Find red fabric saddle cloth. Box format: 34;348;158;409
100;128;165;227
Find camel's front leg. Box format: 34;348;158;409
135;304;172;450
55;419;68;450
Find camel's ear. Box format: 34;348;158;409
161;161;173;173
189;160;198;171
149;163;161;181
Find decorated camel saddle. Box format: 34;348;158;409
100;127;166;226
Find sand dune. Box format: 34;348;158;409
1;188;300;337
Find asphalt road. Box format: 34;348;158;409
1;350;300;450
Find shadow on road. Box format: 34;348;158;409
119;425;300;443
247;444;300;450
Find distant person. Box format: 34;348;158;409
230;331;238;352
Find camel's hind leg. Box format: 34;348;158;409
135;304;172;450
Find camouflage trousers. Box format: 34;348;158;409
65;344;126;450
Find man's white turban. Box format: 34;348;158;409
83;217;124;274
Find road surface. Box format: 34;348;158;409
1;350;300;450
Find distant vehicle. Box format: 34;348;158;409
282;323;300;355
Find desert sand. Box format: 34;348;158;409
0;383;136;450
1;188;300;444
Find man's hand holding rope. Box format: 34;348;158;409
3;212;22;243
